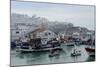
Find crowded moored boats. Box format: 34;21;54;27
11;24;95;57
15;38;62;52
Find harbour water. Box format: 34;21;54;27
11;44;95;66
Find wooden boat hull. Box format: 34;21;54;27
85;47;95;56
85;47;95;52
16;47;62;53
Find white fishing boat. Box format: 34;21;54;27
71;45;81;56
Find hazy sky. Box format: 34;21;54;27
11;1;95;30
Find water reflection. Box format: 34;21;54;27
86;55;95;61
11;45;95;66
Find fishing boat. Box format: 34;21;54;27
14;24;63;52
85;47;95;52
85;47;95;56
49;47;61;57
71;45;81;56
16;38;62;53
49;51;60;57
71;49;81;56
47;39;63;57
85;38;95;56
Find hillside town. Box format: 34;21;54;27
11;14;95;58
10;1;95;66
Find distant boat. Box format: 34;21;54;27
16;38;62;53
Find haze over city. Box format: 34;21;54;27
11;1;95;30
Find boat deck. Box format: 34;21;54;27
16;47;62;52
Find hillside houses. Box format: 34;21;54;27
11;23;36;41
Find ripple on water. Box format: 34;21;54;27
11;45;95;66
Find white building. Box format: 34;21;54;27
11;23;35;41
28;25;57;44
